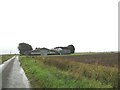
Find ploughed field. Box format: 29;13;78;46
43;52;118;67
19;52;119;88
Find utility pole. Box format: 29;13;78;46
10;50;11;54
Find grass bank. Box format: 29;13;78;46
19;56;118;88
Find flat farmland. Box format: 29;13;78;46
20;52;119;88
1;54;15;63
44;52;118;67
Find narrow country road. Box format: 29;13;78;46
2;56;31;89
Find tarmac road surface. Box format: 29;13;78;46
2;56;31;89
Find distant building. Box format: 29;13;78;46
24;48;59;56
54;47;71;55
24;46;72;56
33;48;49;56
48;50;59;55
25;48;49;56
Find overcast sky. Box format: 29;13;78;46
0;0;119;54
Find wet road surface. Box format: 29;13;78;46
2;56;31;88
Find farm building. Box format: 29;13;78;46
54;47;71;55
24;46;72;56
48;50;59;55
25;48;49;56
25;48;59;56
31;48;49;56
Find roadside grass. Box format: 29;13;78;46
2;54;15;63
19;56;114;88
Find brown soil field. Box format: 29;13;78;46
43;52;118;67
